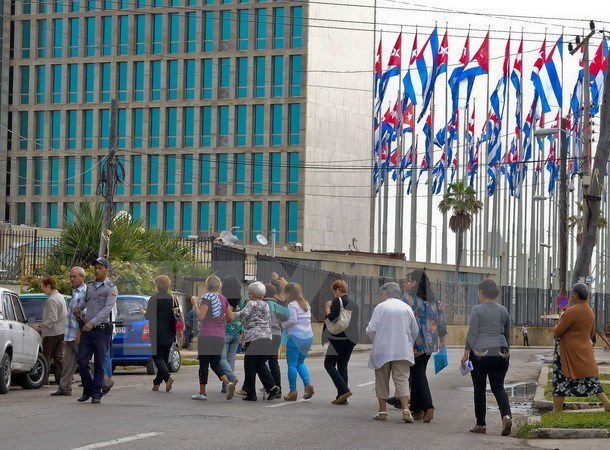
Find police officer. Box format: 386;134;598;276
73;257;118;404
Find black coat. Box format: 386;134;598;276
322;295;360;345
145;293;177;351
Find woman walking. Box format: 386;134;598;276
282;283;314;401
191;275;238;401
323;279;360;405
552;283;610;412
234;282;281;401
460;279;512;436
220;276;245;394
264;283;290;398
144;275;177;392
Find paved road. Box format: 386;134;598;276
1;348;547;449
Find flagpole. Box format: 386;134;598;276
516;30;525;287
394;27;404;254
441;25;449;265
503;31;512;286
369;1;378;252
483;29;491;267
410;125;418;261
426;91;435;263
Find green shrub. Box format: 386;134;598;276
540;411;610;430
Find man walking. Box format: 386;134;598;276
74;257;118;404
41;277;67;386
51;267;86;396
522;323;530;347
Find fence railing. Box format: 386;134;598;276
0;229;59;283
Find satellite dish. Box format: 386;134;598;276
219;229;239;245
256;234;268;246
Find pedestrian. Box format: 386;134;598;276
460;279;512;436
522;323;530;347
184;308;195;350
190;275;238;401
366;282;419;423
144;275;177;392
234;282;281;401
40;277;67;386
220;275;245;394
552;283;610;413
282;283;314;401
387;269;447;422
323;279;360;405
264;283;290;398
73;257;117;404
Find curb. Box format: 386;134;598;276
532;428;609;439
532;365;603;411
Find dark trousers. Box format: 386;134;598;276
77;328;111;399
409;353;434;413
42;334;64;385
470;353;512;426
152;344;172;385
267;334;282;390
324;339;355;396
523;334;530;346
243;339;276;398
198;336;225;385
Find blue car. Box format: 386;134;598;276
112;295;181;375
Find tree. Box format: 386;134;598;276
438;181;483;277
567;201;607;246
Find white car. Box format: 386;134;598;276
0;288;48;393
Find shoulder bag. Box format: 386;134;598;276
324;297;352;335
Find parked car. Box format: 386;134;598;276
0;288;48;394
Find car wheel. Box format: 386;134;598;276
0;352;11;394
146;359;156;375
19;352;48;390
169;344;181;373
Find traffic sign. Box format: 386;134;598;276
555;295;569;310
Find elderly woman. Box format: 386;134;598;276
366;282;419;423
552;283;610;412
234;282;280;401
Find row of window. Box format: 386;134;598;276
13;56;303;106
14;199;299;243
13;152;300;197
10;104;302;151
16;7;303;60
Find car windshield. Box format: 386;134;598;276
19;296;46;322
116;298;147;320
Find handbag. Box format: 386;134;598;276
171;294;182;321
324;297;352;335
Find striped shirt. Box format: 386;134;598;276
65;284;86;342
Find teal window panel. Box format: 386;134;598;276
132;108;143;148
152;14;162;54
204;0;214;4
219;58;230;88
218;106;229;141
32;203;42;226
136;0;146;7
187;0;197;5
256;9;267;50
117;109;126;148
250;201;262;241
182;154;193;195
221;0;231;4
51;111;61;149
53;18;62;57
47;203;58;228
83;110;93;149
252;153;263;194
268;201;280;241
202;59;212;99
273;8;284;49
165;155;176;195
253;105;264;146
147;202;158;228
170;0;180;6
130;203;141;221
20;66;29;104
102;16;112;56
271;104;282;146
235;105;247;146
272;56;283;97
153;0;163;5
118;16;129;55
52;65;62;103
18;158;27;195
270;152;281;193
134;61;144;101
85;17;95;56
169;13;179;53
102;0;112;9
131;155;142;195
181;202;192;237
186;12;197;52
35;111;44;150
82;156;93;195
234;153;246;194
198;202;210;233
167;60;178;100
184;60;195;99
289;104;301;146
70;0;79;12
236;57;248;98
69;18;79;57
166;108;177;147
66;110;77;149
19;112;28;149
68;64;78;103
221;11;231;42
35;65;45;103
215;202;227;232
183;107;194;147
254;56;266;98
65;156;76;195
288;152;299;193
117;62;127;101
101;63;111;102
17;204;26;225
37;20;46;58
199;154;211;195
292;6;303;48
286;201;298;243
99;109;110;148
238;10;249;50
33;157;43;195
149;108;160;147
115;202;124;213
84;63;94;102
200;106;211;147
204;12;214;52
151;61;161;101
23;0;32;14
120;0;129;8
39;1;48;13
232;202;244;240
148;155;159;195
217;154;228;183
135;15;146;54
290;55;302;96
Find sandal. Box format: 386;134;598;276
402;409;414;423
372;411;388;421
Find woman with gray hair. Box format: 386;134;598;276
366;282;419;423
234;281;280;401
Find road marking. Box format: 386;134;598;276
265;399;311;408
72;432;161;449
357;381;375;387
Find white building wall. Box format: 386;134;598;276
303;0;374;251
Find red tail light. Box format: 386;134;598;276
142;323;150;341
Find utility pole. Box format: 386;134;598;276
98;99;119;259
558;119;568;294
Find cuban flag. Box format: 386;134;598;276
467;106;477;186
449;34;473;111
546;138;559;195
438;29;449;76
403;32;419;107
374;39;383;107
458;32;489;82
406;140;418;194
511;36;524;137
416;27;440;122
532;35;563;113
485;112;502;196
590;38;608;116
377;34;401;112
420;114;433;175
402;102;415;134
490;36;511;120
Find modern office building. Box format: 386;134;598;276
0;0;373;250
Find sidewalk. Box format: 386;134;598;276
180;343;373;360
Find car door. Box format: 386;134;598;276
1;293;23;369
11;294;37;368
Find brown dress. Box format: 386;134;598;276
553;302;598;379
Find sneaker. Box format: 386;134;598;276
336;391;352;404
284;391;298;401
402;409;414;423
469;425;486;434
226;382;236;400
236;389;247;397
303;385;315;400
152;385;160;392
191;393;208;401
165;377;174;393
267;386;280;401
242;396;257;401
372;411;388;421
501;416;512;436
91;398;101;404
386;396;402;410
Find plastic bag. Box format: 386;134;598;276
433;347;448;374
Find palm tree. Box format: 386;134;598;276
438;181;483;277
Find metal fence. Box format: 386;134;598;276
212;244;246;282
0;229;59;283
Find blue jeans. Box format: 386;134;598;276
104;344;112;378
286;336;313;392
220;333;241;383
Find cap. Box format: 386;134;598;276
95;257;110;268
